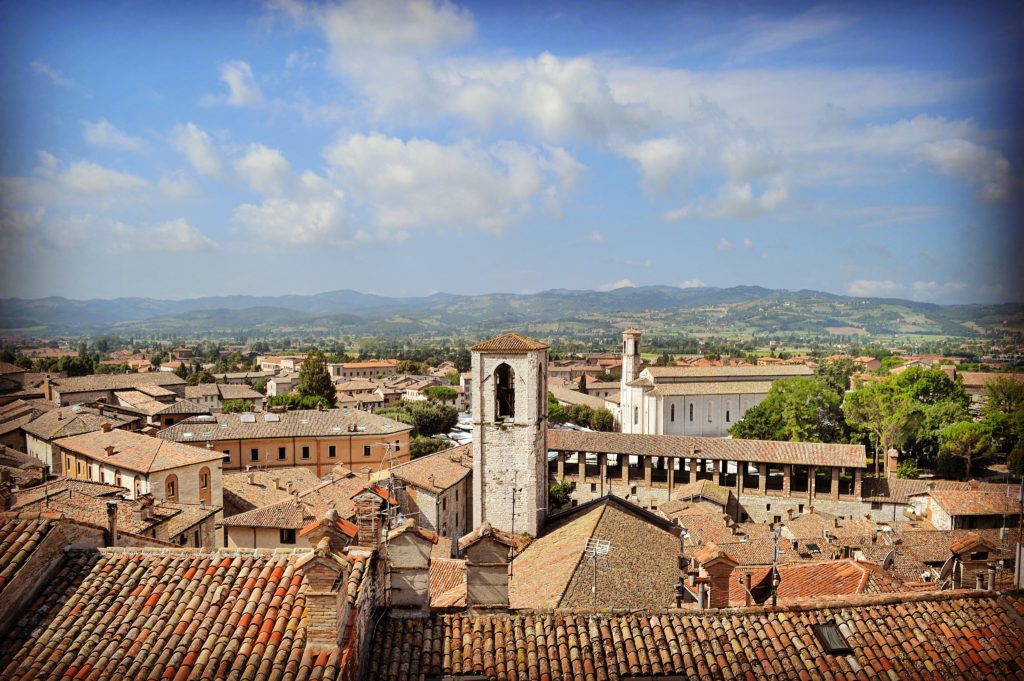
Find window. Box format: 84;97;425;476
115;473;121;487
455;489;459;501
726;409;731;423
193;530;200;546
670;404;676;422
328;445;337;458
278;447;286;460
395;440;401;452
165;475;178;502
495;363;515;419
812;623;852;655
707;401;713;423
363;445;372;457
689;403;694;422
250;448;259;462
199;466;212;504
280;528;296;545
442;497;447;511
633;406;638;424
301;446;310;460
590;483;597;492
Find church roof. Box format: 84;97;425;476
470;332;550;353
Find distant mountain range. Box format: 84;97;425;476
1;286;1021;339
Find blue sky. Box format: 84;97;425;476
0;0;1020;303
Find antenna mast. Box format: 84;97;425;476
584;538;612;610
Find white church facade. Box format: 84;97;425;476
619;329;814;437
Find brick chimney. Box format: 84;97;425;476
101;422;112;433
351;485;396;547
692;542;738;610
135;494;155;522
299;509;358;553
885;448;899;479
105;445;115;456
297;537;350;650
106;500;118;547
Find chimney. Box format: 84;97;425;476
300;537;351;650
693;542;738;610
968;480;980;491
246;467;255;485
385;519;438;611
885;448;899;479
286;480;294;494
459;522;521;609
976;572;985;590
105;445;115;456
137;494;154;521
353;488;383;547
987;564;996;590
743;571;753;607
101;422;112;433
106;501;118;547
273;477;282;490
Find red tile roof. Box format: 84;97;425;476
429;558;466;608
548;429;867;468
930;489;1019;516
54;428;224;473
470;332;550;353
0;512;57;597
0;547;357;680
367;590;1024;680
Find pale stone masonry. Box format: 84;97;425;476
471;333;549;537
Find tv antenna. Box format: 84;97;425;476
584;538;612;610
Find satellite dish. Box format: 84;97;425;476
938;554;955;582
882;549;896;570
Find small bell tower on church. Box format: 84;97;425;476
470;332;549;538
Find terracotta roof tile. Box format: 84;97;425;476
368;591;1024;680
51;372;184;394
429;558;466;608
159;407;410;443
470;332;550;353
0;513;56;597
0;546;361;680
55;428;223;473
549;429;867;468
391;443;472;493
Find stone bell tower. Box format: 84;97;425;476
620;328;643;434
470;332;549;538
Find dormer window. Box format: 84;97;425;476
495;363;515;419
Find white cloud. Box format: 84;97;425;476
82;120;145;151
234;144;295;196
911;280;968;299
679;279;706;289
626;258;653;268
30;60;77;88
715;238;734;252
35;151;58;178
158;175;199;200
58;161;149;194
598;279;636;291
617;136;697;191
233;196;348;246
743;238;754;249
728;7;857;61
113;218;217;252
202;60;264;107
172;123;225;177
324;133;581;233
321;0;474;53
919;139;1012;202
847;279;900;297
667;176;789;222
585;231;604;242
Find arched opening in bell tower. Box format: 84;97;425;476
495;363;515;419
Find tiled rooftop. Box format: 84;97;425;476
470;332;550;353
55;428;224;474
643;364;814;379
222;471;369;530
548;429;867;468
0;547;365;680
0;513;56;597
930;489;1019;516
367;590;1024;680
648;381;777;396
391;443;472;493
222;467;323;514
22;406;137;441
158;407;411;443
429;558;466;608
51;372;184;394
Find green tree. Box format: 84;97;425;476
589;407;616;432
816;358;856;394
409;435;449;459
378;400;457;438
577;373;587;393
13;356;33;370
896;459;920;480
446;370;460;386
266;394;330;410
730;377;846;443
296;351;336;407
548;479;576;511
252;378;267;394
843;382;923;477
186;369;216;386
173;362;189;379
982;375;1024;456
423;386;458;404
222;399;254;413
937;421;995;480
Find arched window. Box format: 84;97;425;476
133;476;141;498
707;401;713;423
198;466;211;505
633;406;638;424
165;474;178;502
689;403;694;422
495;363;515;419
670;404;676;422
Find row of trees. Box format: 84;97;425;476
729;362;1023;480
548;392;616;431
